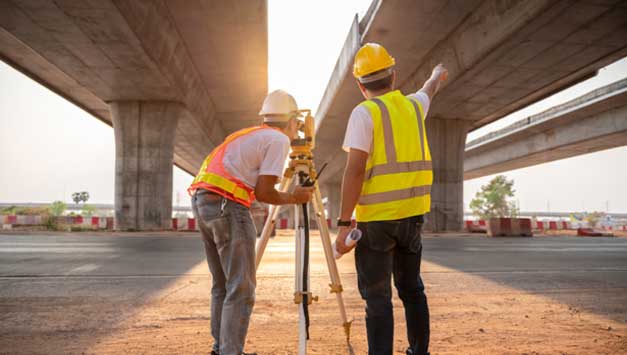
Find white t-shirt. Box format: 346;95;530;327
342;90;431;153
223;129;290;188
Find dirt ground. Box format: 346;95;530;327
1;231;626;355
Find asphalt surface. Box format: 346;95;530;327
1;232;626;354
1;232;626;319
1;232;626;277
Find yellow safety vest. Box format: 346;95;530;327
355;90;433;222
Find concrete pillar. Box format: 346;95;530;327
321;183;342;229
425;118;469;232
110;101;183;230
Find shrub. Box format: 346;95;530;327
470;175;518;220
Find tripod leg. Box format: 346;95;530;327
255;176;292;269
294;203;308;355
311;184;352;342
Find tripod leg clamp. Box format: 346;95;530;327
294;291;319;305
329;283;344;293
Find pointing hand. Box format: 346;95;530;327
432;63;448;82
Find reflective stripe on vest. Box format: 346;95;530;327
355;90;433;222
192;172;252;202
188;125;277;207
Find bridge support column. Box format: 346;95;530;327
110;101;183;231
425;118;469;232
321;183;342;229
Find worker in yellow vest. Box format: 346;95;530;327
334;43;448;355
188;89;313;355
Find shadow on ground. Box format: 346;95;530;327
0;233;207;354
421;234;627;324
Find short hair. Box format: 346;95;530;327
264;120;288;129
361;69;394;91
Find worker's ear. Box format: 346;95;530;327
391;70;397;89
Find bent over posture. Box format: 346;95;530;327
188;90;313;355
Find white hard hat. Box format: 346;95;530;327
259;89;298;122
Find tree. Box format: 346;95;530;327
71;191;90;204
49;201;67;217
585;211;604;228
470;175;518;220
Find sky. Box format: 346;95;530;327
0;0;626;213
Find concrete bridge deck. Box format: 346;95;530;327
0;0;267;230
465;78;627;179
313;0;627;231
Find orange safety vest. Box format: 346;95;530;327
188;125;282;208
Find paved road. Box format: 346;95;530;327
1;232;625;317
1;232;626;276
1;232;626;354
0;233;206;277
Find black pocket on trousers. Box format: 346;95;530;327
364;221;397;252
408;221;423;253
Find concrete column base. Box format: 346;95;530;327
110;101;184;231
425;118;469;232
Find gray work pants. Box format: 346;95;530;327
192;190;257;355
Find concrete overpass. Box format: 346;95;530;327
465;79;627;179
0;0;267;230
313;0;627;231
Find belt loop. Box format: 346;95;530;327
220;198;228;216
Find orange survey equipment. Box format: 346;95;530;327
188;125;281;208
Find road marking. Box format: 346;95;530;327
0;242;112;246
67;263;100;274
0;247;117;253
462;247;627;252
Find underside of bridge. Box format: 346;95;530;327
0;0;267;230
465;79;627;180
2;0;626;231
314;0;627;231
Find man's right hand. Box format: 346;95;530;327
420;63;449;99
432;63;448;82
292;186;314;204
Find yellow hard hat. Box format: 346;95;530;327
353;43;395;81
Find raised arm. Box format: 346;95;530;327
419;63;448;99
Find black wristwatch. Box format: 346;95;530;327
337;218;352;227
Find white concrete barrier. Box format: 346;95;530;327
171;217;198;231
0;215;114;230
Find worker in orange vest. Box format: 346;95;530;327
188;90;313;355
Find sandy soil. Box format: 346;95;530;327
1;231;625;355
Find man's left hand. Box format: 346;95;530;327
335;226;355;255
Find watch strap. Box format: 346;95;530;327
337;219;352;227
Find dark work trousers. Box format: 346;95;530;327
355;214;429;355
